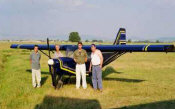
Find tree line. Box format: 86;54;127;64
69;32;104;42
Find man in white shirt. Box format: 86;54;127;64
89;44;103;92
54;44;63;58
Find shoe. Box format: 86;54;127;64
83;87;87;90
33;85;37;88
99;89;103;92
93;89;97;91
37;84;41;88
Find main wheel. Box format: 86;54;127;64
56;79;63;89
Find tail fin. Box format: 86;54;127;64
113;28;126;45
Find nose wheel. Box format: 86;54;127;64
49;65;64;89
56;78;63;89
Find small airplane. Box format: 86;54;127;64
10;28;175;89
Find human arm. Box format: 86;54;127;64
84;50;88;62
98;50;103;68
89;62;92;72
39;53;41;60
73;51;77;63
30;54;32;64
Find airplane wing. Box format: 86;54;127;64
90;44;175;52
10;44;175;52
10;44;68;50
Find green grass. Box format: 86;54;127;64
0;42;175;109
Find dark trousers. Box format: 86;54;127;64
92;65;102;89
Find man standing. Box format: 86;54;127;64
51;44;63;87
73;42;88;89
54;44;63;58
89;44;103;92
30;45;41;88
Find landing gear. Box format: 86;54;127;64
56;75;63;89
49;65;74;90
49;66;64;89
56;75;72;89
64;75;72;84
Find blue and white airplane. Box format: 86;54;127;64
11;28;175;89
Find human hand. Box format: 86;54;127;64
89;67;91;72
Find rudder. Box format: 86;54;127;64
113;28;126;45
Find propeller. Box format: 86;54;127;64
47;38;51;59
47;38;56;87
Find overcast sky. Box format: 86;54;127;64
0;0;175;40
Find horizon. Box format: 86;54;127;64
1;37;175;43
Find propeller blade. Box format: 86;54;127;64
47;38;51;59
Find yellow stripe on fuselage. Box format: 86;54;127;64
144;45;150;51
57;59;89;75
17;45;20;49
57;59;76;74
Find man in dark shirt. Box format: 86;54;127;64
73;42;88;89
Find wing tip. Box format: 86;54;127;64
10;44;19;49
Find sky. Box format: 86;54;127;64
0;0;175;41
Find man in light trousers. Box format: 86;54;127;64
89;44;103;92
30;45;41;88
73;42;88;89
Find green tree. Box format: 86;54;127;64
98;40;103;43
69;32;81;42
85;40;89;42
128;39;132;43
156;40;160;43
92;40;98;42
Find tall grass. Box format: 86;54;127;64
0;42;175;109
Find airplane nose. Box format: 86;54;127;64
48;59;54;65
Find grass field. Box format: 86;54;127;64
0;42;175;109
